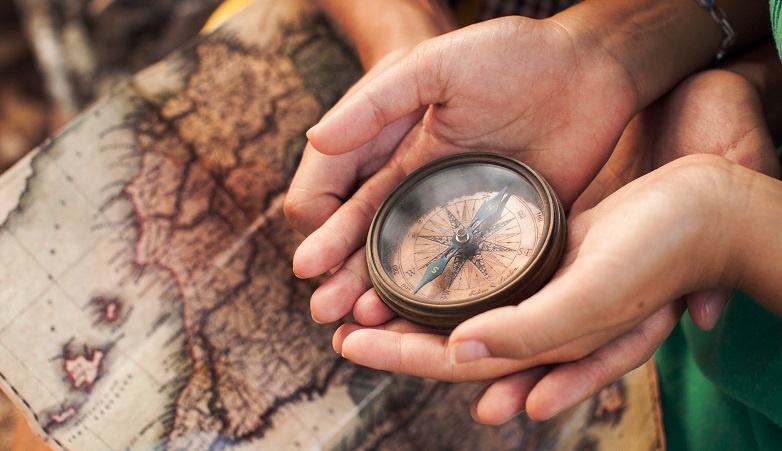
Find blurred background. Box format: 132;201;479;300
0;0;223;172
0;1;223;447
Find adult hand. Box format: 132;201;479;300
289;0;771;321
290;15;641;324
287;0;774;325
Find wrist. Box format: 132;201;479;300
548;0;762;112
724;163;782;312
676;155;782;312
649;156;741;292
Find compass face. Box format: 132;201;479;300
391;190;542;301
367;153;566;329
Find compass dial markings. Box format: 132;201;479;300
394;191;543;300
443;208;465;233
417;234;452;246
416;245;446;267
414;245;449;271
446;254;469;288
477;217;516;240
479;241;516;254
468;252;489;277
453;198;478;225
481;251;514;275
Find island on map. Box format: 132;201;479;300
63;346;104;392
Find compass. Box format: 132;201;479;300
366;153;566;329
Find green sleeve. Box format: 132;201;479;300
656;292;782;450
772;0;782;60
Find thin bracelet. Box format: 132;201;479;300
695;0;737;62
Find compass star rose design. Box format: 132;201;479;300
419;203;516;290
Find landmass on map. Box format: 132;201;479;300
62;346;104;392
0;2;661;449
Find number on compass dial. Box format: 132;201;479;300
391;191;543;300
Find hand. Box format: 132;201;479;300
291;15;640;323
332;56;781;424
333;154;752;421
571;50;782;329
288;0;776;323
449;153;782;422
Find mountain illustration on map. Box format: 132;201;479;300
0;1;662;449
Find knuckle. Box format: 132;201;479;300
283;190;312;232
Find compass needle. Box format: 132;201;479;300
469;186;510;232
413;245;457;294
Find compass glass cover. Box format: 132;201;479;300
376;162;547;304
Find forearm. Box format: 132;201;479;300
551;0;771;112
316;0;457;68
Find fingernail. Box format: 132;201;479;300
498;409;525;425
703;300;713;330
306;122;320;138
449;340;490;364
704;288;732;329
310;311;324;324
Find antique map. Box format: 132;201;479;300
0;1;662;449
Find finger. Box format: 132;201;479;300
686;288;732;330
285;143;359;236
286;117;416;238
309;247;372;324
332;318;433;354
307;47;427;162
524;302;682;421
292;154;409;278
470;366;550;425
307;43;446;155
352;288;397;326
337;321;531;382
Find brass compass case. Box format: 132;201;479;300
366;153;566;329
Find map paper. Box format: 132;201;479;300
0;1;663;449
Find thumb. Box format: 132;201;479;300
445;259;623;364
445;245;680;365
